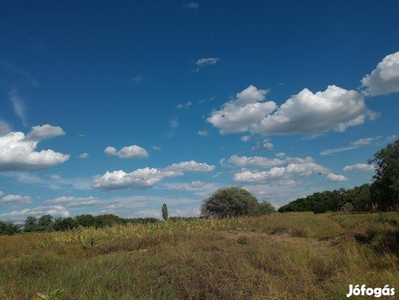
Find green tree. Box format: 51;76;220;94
0;220;21;235
162;203;168;221
75;214;96;227
38;215;54;231
368;139;399;210
201;187;259;218
53;217;78;231
24;216;38;232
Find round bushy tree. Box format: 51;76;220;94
201;187;259;218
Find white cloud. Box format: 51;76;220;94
320;146;357;156
93;168;182;191
241;135;251;142
212;172;223;178
177;101;192;109
0;128;69;171
232;156;329;184
27;124;65;141
164;160;215;172
198;130;208;136
387;135;398;141
0;205;70;223
251;141;274;151
0;120;11;136
9;90;28;126
228;154;285;168
104;145;149;159
207;85;276;134
351;136;381;147
253;85;376;135
275;152;286;157
189;180;206;188
45;196;105;208
320;136;381;155
186;2;200;9
326;173;348;182
93;161;214;191
235;85;269;106
79;153;89;159
361;51;399;96
196;58;220;67
1;194;32;204
209;85;376;136
343;163;376;172
4;172;92;190
152;145;162;151
161;181;221;197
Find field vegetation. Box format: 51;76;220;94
1;212;399;299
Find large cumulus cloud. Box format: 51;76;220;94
361;51;399;96
0;125;69;171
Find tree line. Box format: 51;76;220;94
0;214;159;236
279;139;399;213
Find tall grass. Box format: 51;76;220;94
0;212;398;299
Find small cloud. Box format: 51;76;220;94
9;90;28;127
241;135;251;142
196;58;220;68
26;124;66;141
104;145;149;159
326;173;348;182
199;99;205;104
387;135;398;141
170;119;179;128
131;75;143;84
343;163;376;172
79;153;89;159
275;152;286;158
251;140;274;152
177;101;192;109
186;2;200;9
212;172;223;178
321;136;381;155
77;134;86;137
152;145;162;151
198;130;208;136
1;194;32;205
189;180;206;188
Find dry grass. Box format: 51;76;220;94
1;212;399;299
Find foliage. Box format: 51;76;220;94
75;214;96;227
162;203;168;221
278;184;372;213
0;220;21;235
369;139;399;210
53;218;79;231
24;216;39;232
201;186;260;218
248;201;275;216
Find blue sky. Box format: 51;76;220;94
1;1;399;222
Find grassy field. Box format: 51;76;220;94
1;212;399;299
